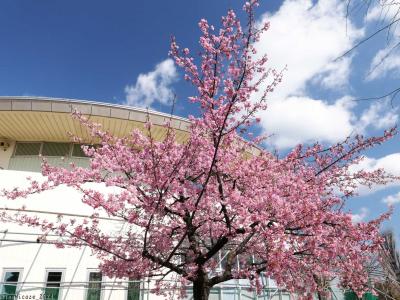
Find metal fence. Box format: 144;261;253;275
0;280;293;300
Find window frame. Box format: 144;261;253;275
40;142;72;157
85;269;103;300
71;143;87;158
12;142;42;157
0;268;23;298
12;141;97;158
126;278;142;300
43;268;65;300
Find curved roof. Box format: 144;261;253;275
0;96;190;143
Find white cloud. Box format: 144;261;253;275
383;191;400;206
260;94;399;149
252;0;365;148
356;153;400;178
314;57;352;90
364;2;400;80
364;5;383;23
260;96;357;148
351;153;400;195
124;59;178;108
358;100;398;131
351;207;369;223
365;3;400;24
260;95;398;149
255;0;363;99
366;47;400;80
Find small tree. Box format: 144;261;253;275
1;1;398;299
372;231;400;299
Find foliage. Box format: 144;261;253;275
374;231;400;299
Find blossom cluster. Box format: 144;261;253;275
1;1;398;299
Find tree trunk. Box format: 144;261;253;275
192;277;210;300
317;292;323;300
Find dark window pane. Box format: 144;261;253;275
127;280;140;300
42;143;70;157
4;272;19;283
44;272;62;300
0;286;17;299
89;272;102;285
47;272;62;284
0;272;20;298
14;143;41;156
72;144;87;157
44;287;60;300
86;272;102;300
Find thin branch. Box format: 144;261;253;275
335;15;400;61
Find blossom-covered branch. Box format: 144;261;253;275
1;1;398;300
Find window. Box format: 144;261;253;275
13;142;95;158
0;270;21;299
184;288;220;300
86;272;102;300
127;279;140;300
44;271;63;300
72;144;100;157
209;288;220;300
14;142;41;156
41;142;71;157
220;249;229;270
72;144;87;157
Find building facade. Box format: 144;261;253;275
0;97;341;300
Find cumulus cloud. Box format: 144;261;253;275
255;0;363;99
358;100;398;131
260;96;357;148
252;0;365;148
366;47;400;81
259;95;398;148
351;153;400;195
351;207;369;223
124;59;178;108
314;57;353;90
364;3;400;24
383;191;400;206
356;153;400;178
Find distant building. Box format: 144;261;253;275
0;97;339;300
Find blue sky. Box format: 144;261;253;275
0;0;400;239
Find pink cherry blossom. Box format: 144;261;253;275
1;1;398;300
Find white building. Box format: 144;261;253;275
0;97;340;300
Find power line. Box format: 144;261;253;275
0;230;129;239
0;230;63;237
0;207;123;222
0;238;74;245
335;15;400;61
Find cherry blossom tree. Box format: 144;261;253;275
2;1;398;299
